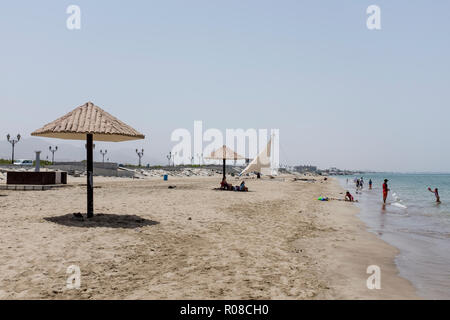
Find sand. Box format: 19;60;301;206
0;174;419;299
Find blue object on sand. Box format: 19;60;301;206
163;174;168;181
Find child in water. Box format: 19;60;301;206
428;187;441;203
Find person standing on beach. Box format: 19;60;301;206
360;177;364;189
369;179;372;190
428;187;441;203
382;179;389;204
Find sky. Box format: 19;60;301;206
1;1;449;172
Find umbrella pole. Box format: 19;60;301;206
223;158;226;180
86;134;94;218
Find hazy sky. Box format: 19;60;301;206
1;1;449;171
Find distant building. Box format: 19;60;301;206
321;167;362;175
294;165;317;173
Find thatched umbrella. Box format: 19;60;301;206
205;145;244;180
31;102;145;218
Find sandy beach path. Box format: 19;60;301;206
0;175;418;299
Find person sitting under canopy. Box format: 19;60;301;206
239;181;248;192
220;177;229;190
219;178;248;192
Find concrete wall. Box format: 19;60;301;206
47;163;134;178
53;162;119;170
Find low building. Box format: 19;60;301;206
293;165;317;173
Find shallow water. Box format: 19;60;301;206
338;173;450;299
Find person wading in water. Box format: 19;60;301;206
382;179;390;204
428;187;441;203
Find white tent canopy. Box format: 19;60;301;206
240;137;277;176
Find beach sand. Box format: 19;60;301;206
0;174;418;299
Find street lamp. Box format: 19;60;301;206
136;148;144;167
196;153;203;166
6;134;21;164
49;146;58;164
100;149;108;164
166;152;172;166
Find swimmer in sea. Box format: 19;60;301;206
382;179;389;204
369;179;372;190
428;187;441;203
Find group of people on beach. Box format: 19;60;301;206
220;177;248;192
352;177;373;191
382;179;440;204
346;177;441;204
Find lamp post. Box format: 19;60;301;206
166;152;172;166
49;146;58;164
84;143;95;162
196;153;203;166
6;134;21;164
35;151;41;172
136;148;144;167
100;149;108;164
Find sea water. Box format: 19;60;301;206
338;173;450;299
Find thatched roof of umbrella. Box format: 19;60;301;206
205;145;244;179
205;145;244;160
31;102;145;142
31;102;145;218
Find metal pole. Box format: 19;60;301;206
7;134;20;164
136;149;144;167
223;158;226;180
35;151;41;172
100;149;107;167
49;146;58;164
86;134;94;218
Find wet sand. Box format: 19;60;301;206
0;175;419;299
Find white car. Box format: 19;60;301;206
13;159;33;166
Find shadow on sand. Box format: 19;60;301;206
44;213;159;229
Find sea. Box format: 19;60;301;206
338;173;450;299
